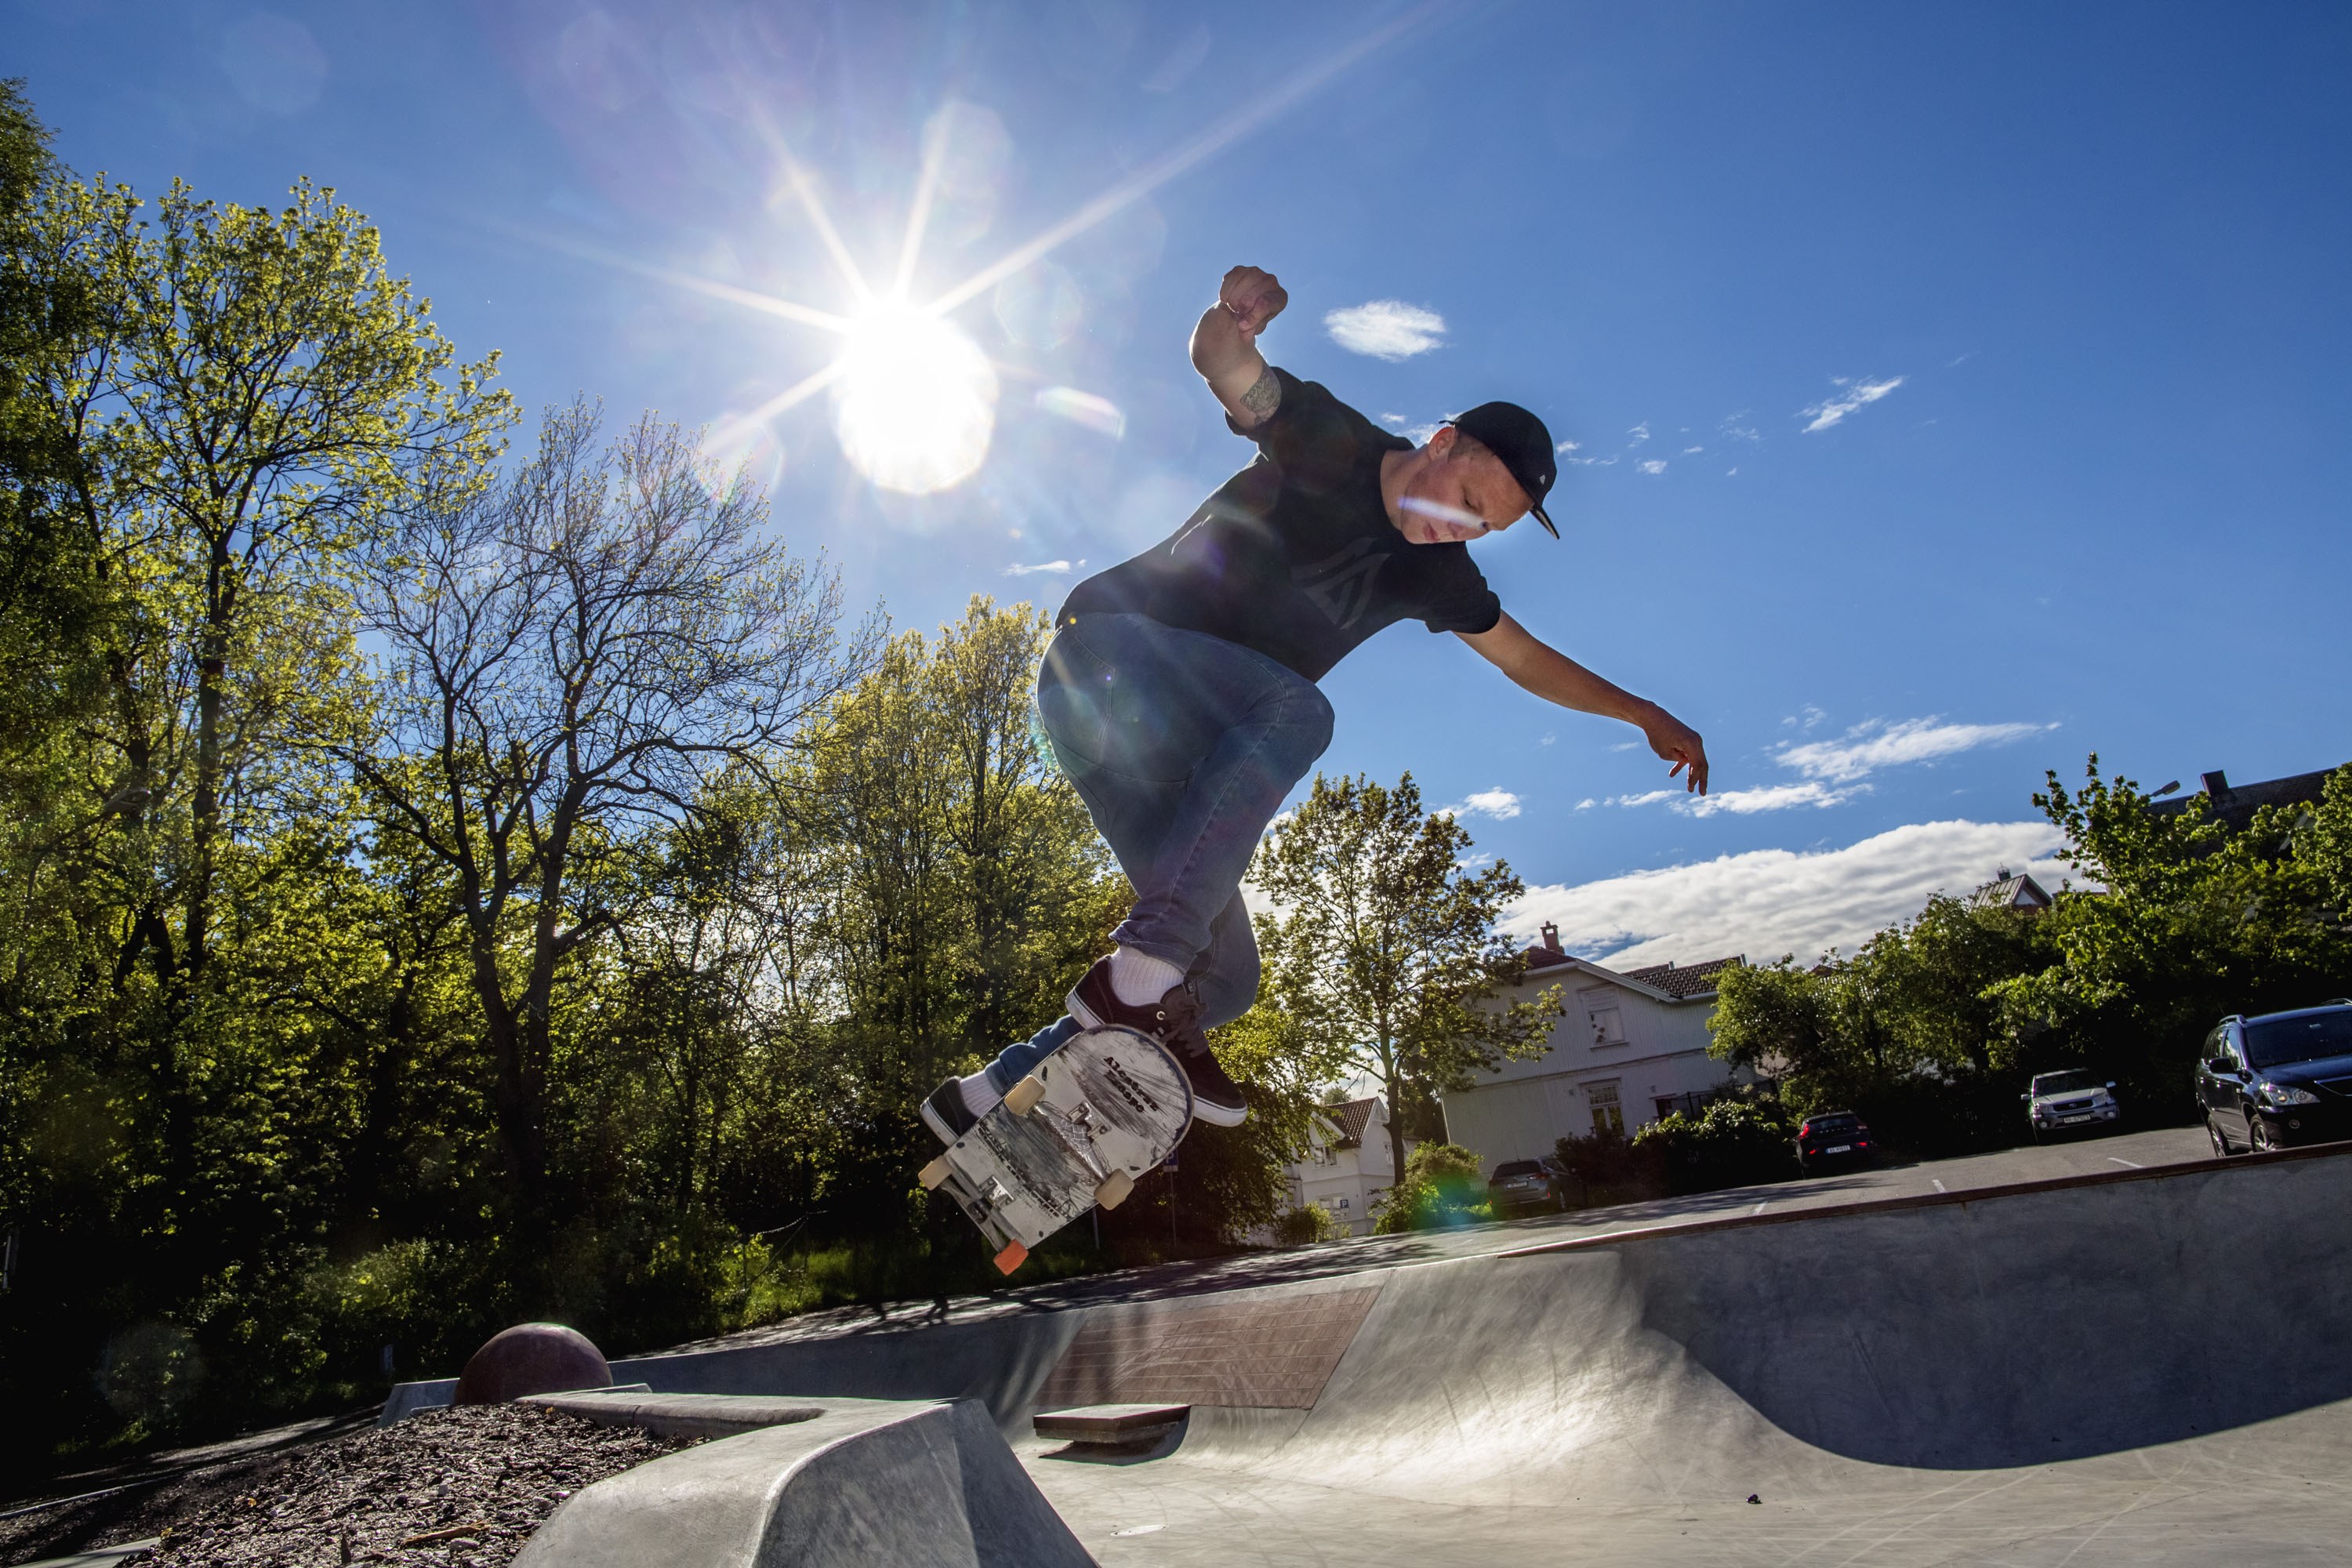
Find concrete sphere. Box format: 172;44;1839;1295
453;1322;613;1404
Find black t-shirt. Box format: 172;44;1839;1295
1058;368;1503;682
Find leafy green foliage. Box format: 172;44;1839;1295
1629;1097;1798;1194
1270;1202;1343;1246
1369;1141;1490;1233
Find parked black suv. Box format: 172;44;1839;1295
1795;1111;1876;1175
2198;1003;2352;1155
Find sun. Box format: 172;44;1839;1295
830;301;998;496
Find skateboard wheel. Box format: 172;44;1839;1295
1004;1074;1046;1116
918;1156;951;1191
1095;1171;1134;1210
993;1240;1029;1275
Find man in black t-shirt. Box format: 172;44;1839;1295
920;265;1710;1145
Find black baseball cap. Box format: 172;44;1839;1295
1446;401;1559;538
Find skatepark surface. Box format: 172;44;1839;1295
446;1128;2352;1565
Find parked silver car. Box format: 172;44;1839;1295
2023;1069;2122;1142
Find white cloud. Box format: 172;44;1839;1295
1783;704;1828;731
1610;780;1856;817
1726;467;1738;477
1556;439;1580;454
1776;717;2054;784
1380;412;1410;428
1575;797;1596;810
1442;788;1523;821
1565;453;1618;467
1721;416;1762;442
1627;422;1651;445
1801;375;1905;433
1003;558;1082;576
1324;299;1446;360
1637;459;1668;475
1505;818;2071;970
1682;445;1704;455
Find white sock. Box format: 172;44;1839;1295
957;1073;1001;1116
1109;946;1184;1007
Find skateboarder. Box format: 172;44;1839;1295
923;263;1709;1145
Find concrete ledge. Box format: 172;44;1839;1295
519;1389;825;1440
378;1378;457;1425
1033;1404;1190;1446
514;1398;1095;1568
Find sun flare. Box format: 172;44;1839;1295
831;302;997;495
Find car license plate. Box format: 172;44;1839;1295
2061;1114;2091;1123
1824;1144;1852;1154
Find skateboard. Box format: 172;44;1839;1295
920;1025;1194;1275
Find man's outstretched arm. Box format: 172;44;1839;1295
1458;612;1711;793
1192;264;1288;427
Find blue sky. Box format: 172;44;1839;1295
12;0;2350;966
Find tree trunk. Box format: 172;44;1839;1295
187;546;230;975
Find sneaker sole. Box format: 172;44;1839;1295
1189;1096;1249;1128
920;1098;970;1145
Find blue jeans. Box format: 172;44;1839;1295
982;614;1335;1092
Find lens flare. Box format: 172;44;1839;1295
831;303;997;495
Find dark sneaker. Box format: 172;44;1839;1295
1067;958;1250;1127
1171;1032;1250;1127
1067;953;1199;1039
921;1077;981;1145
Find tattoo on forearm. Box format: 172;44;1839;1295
1239;365;1280;421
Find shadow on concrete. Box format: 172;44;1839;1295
1628;1144;2352;1468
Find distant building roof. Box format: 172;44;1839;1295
1613;956;1744;998
1316;1096;1381;1149
2149;765;2343;835
1516;924;1742;999
1970;870;2054;913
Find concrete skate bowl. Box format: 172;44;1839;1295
1131;1142;2352;1512
583;1144;2352;1562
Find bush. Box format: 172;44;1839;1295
1370;1142;1493;1233
1631;1097;1799;1194
1270;1203;1344;1247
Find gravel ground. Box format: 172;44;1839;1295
2;1406;697;1568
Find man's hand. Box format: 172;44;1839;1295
1192;265;1287;426
1218;265;1287;340
1457;613;1710;795
1644;708;1710;795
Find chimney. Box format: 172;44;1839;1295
1540;921;1562;954
2201;770;2230;799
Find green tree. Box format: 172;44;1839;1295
326;401;869;1221
1250;772;1559;1192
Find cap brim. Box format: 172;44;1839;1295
1530;502;1559;539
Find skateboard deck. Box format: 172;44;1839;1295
920;1026;1193;1275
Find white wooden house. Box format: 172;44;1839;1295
1281;1096;1411;1237
1439;924;1750;1176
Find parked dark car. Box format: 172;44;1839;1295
2198;1003;2352;1156
2022;1069;2122;1142
1487;1159;1566;1216
1794;1111;1876;1175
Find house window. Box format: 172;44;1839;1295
1581;989;1624;1047
1587;1080;1624;1134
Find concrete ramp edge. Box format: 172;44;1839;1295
513;1396;1096;1568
